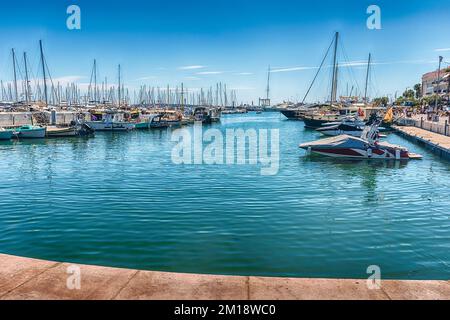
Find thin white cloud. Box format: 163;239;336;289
235;72;254;75
435;48;450;52
179;65;206;70
52;75;86;84
185;76;201;81
196;71;224;75
271;66;318;73
134;76;157;81
271;59;437;73
229;86;255;91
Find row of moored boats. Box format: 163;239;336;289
0;107;222;140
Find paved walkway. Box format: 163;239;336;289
0;254;448;300
393;125;450;159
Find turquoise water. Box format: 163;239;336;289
0;112;449;280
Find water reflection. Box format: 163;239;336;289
301;156;409;203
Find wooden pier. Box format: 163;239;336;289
393;125;450;160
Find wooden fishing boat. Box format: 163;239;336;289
194;107;212;124
46;123;95;137
13;125;46;139
85;110;135;131
149;110;182;128
134;114;159;129
0;128;13;140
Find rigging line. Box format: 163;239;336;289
88;61;95;97
301;35;335;104
341;49;360;97
43;56;59;102
339;39;362;96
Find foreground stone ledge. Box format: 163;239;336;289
0;254;448;300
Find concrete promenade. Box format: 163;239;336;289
393;125;450;160
0;111;88;127
0;254;448;300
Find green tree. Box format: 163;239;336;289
413;83;422;99
402;89;415;99
372;97;389;106
422;94;442;106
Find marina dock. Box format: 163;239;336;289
0;254;448;300
393;125;450;160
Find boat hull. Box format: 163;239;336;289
150;120;181;128
317;128;363;137
303;117;341;128
280;109;305;120
14;127;46;139
46;127;78;137
0;130;13;140
85;121;135;131
134;122;150;129
305;147;410;160
300;134;414;160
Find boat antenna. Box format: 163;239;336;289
364;53;371;104
39;40;48;107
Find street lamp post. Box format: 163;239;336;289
434;56;443;112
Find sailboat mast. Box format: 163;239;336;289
23;52;30;106
12;49;18;102
39;40;48;107
266;65;271;100
364;53;371;103
330;32;339;105
94;59;97;102
181;82;184;112
118;64;121;107
167;84;169;108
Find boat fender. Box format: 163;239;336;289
395;149;401;160
307;147;312;155
367;148;373;158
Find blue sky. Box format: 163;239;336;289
0;0;449;104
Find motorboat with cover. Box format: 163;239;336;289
300;120;422;160
315;116;366;137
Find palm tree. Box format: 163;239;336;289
414;83;422;99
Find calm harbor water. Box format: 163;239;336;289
0;112;449;280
